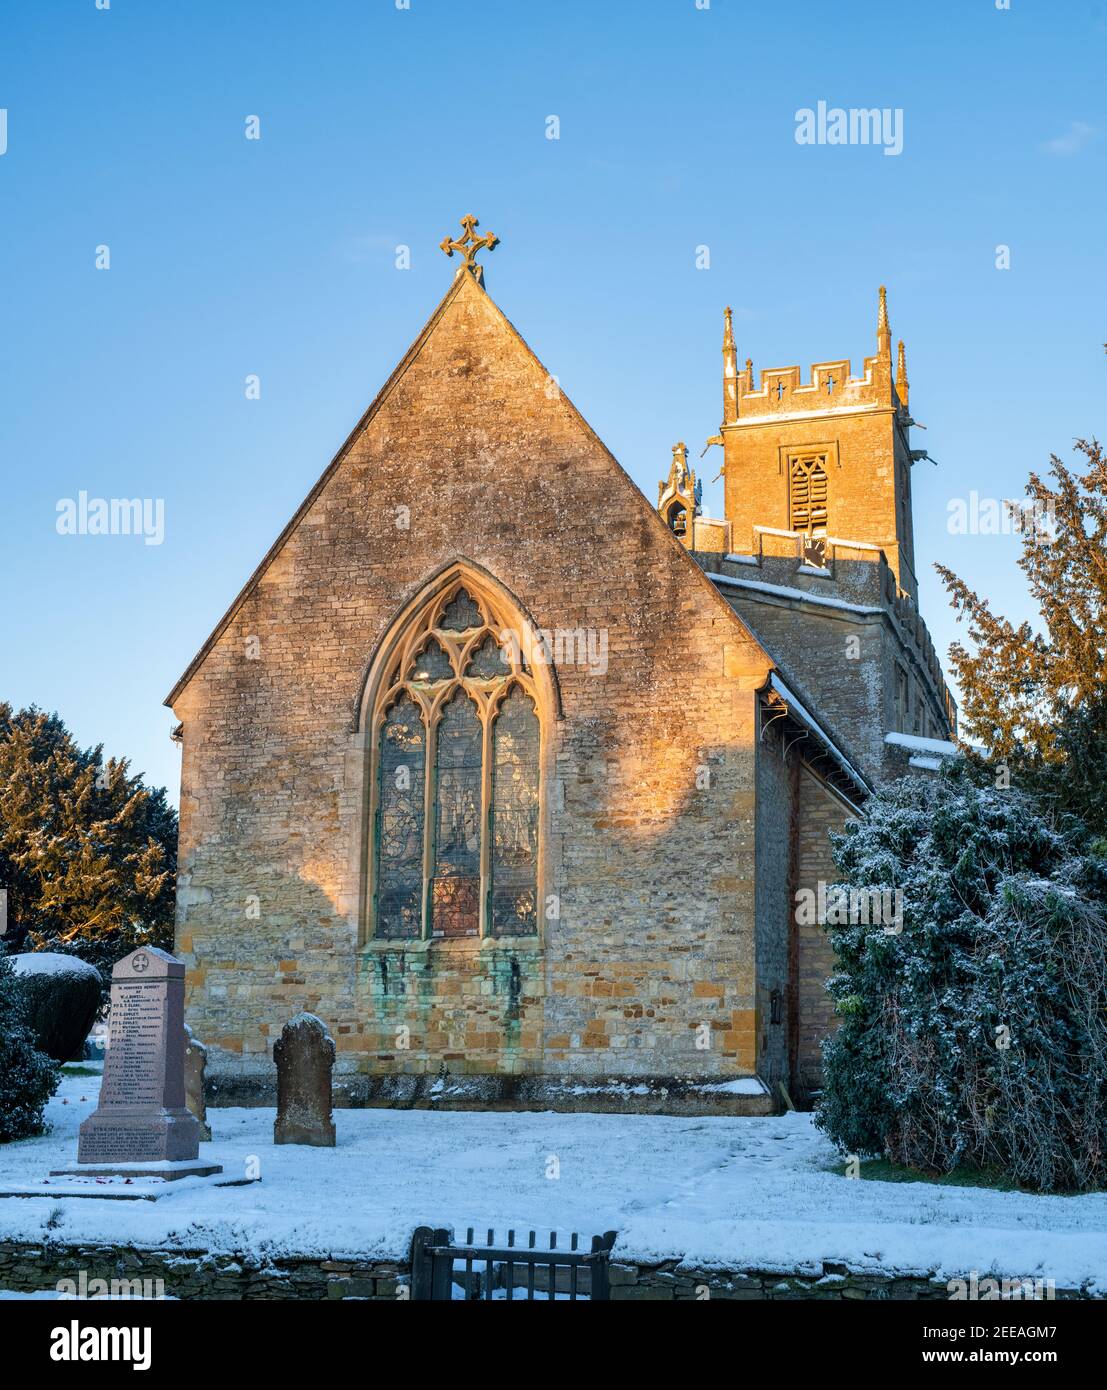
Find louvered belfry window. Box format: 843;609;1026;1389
789;453;829;533
370;580;541;941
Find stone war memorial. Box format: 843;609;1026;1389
65;947;220;1179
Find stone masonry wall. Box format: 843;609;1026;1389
721;582;887;779
0;1241;405;1301
793;769;850;1095
2;1242;1095;1302
754;727;794;1090
607;1259;1096;1301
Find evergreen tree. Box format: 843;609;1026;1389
936;437;1107;835
0;704;177;987
816;765;1107;1192
0;947;59;1142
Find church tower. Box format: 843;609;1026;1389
674;286;956;779
716;288;919;600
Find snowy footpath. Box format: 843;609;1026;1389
1;1070;1105;1290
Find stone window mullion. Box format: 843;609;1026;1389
420;698;442;941
478;696;493;939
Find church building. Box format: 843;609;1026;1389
167;218;955;1114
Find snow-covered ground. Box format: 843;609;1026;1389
1;1071;1105;1290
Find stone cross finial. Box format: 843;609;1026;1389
440;215;499;285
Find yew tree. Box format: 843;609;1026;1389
0;704;176;987
936;438;1107;835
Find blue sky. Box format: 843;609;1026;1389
1;0;1104;802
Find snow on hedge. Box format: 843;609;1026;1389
11;953;101;981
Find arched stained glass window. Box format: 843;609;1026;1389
367;577;543;941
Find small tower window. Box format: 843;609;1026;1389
667;502;688;537
789;453;829;533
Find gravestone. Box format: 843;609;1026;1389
67;947;217;1175
274;1013;336;1146
184;1025;212;1141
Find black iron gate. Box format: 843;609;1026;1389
411;1226;617;1301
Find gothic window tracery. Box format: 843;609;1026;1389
368;580;542;941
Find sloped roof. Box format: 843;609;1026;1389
764;672;872;811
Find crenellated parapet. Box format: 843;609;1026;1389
728;287;906;423
735;354;893;418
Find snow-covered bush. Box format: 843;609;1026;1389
11;951;102;1062
816;765;1107;1193
0;948;59;1142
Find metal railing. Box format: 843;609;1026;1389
410;1225;617;1301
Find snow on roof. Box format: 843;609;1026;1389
767;673;871;800
752;525;885;553
10;952;101;980
885;731;960;757
728;400;879;426
711;571;884;617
